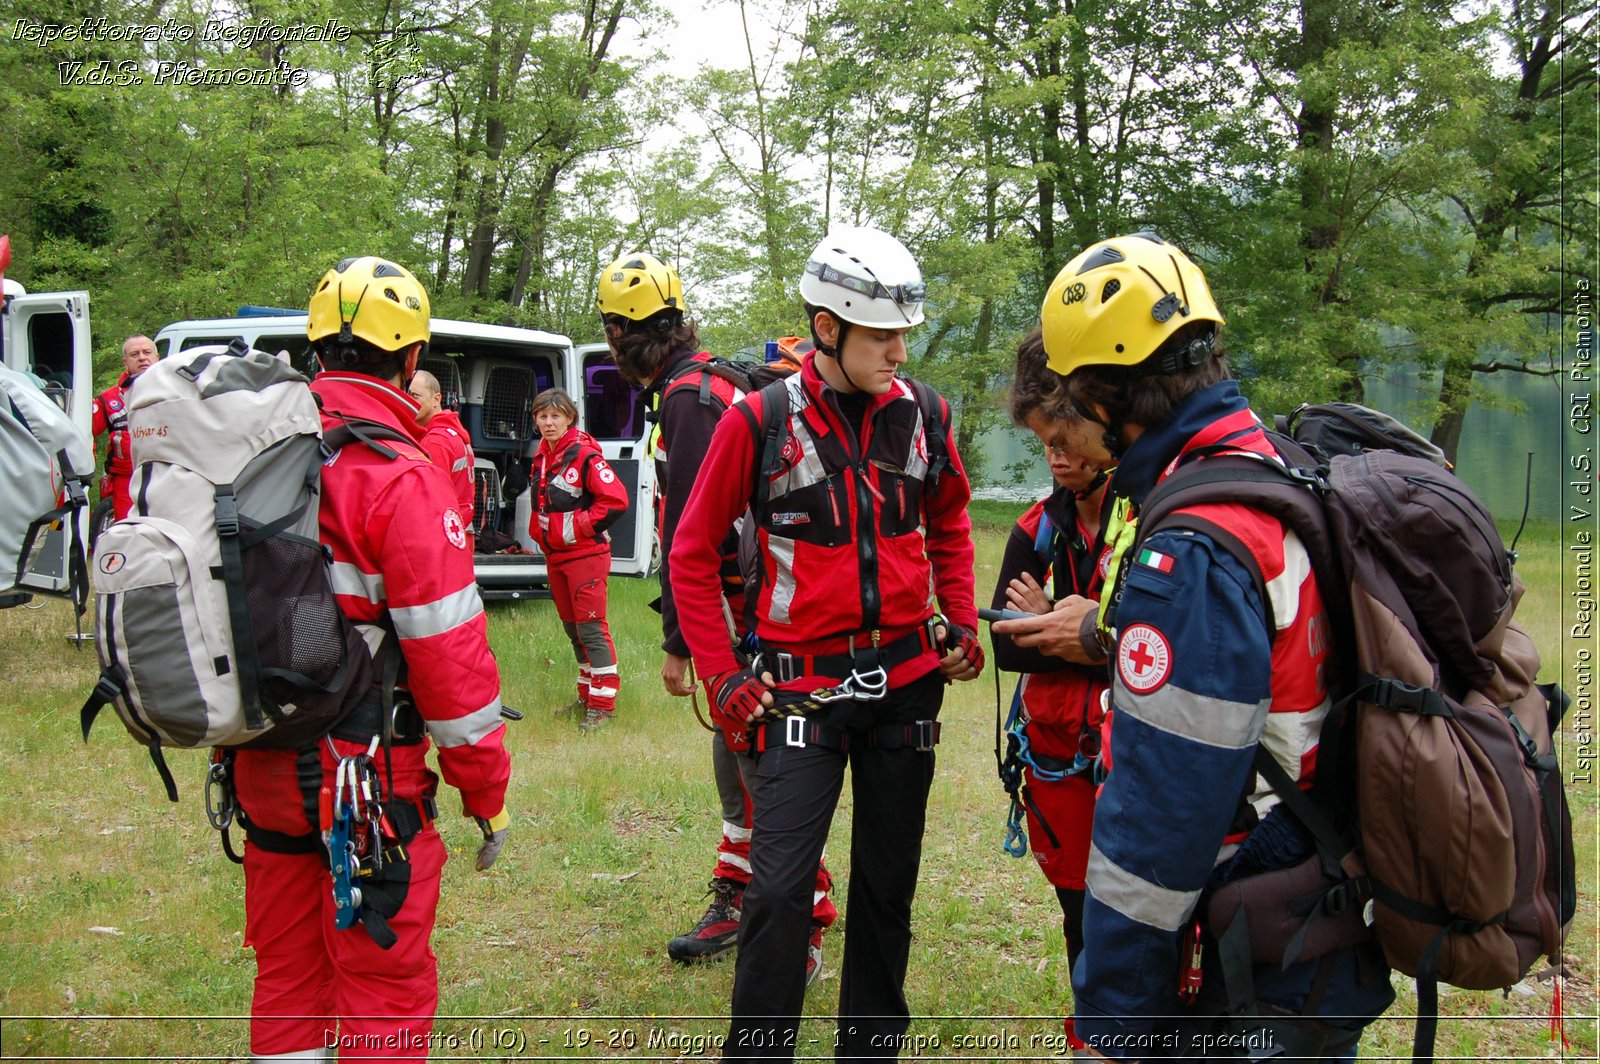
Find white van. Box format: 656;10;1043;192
1;278;94;602
154;313;657;600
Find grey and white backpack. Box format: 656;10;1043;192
0;364;95;607
81;341;401;799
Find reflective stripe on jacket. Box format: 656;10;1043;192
313;372;509;819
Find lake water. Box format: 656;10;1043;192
973;366;1577;522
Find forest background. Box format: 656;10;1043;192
2;0;1595;491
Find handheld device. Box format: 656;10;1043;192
977;607;1033;622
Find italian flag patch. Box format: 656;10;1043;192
1137;547;1175;573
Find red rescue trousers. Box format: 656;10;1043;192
235;743;445;1058
548;550;619;711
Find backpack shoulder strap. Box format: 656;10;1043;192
1135;449;1343;626
906;378;950;487
752;376;800;515
321;417;415;461
663;358;743;409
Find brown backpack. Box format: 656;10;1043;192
1135;428;1574;1063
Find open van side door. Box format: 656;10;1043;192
576;342;658;577
2;290;93;439
1;289;93;599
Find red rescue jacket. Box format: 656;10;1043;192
419;408;476;528
528;425;629;563
293;372;509;818
671;357;977;688
92;373;137;478
990;487;1111;763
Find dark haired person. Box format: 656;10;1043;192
527;385;629;731
597;252;837;977
232;256;512;1060
995;233;1392;1062
670;227;982;1060
988;328;1114;1052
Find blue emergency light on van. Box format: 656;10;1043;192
235;305;302;318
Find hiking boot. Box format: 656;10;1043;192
554;697;585;718
579;707;614;732
804;921;826;988
667;878;743;964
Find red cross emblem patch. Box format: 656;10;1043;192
1118;623;1173;694
442;508;467;549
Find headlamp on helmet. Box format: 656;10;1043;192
798;227;926;329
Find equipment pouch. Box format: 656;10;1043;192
1206;855;1372;969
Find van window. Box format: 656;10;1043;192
177;335;238;352
419;356;466;408
582;353;646;440
253;334;314;377
27;311;75;398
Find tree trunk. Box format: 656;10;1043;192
1296;0;1362;401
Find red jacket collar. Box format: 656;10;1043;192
427;408;467;437
799;354;905;421
537;424;584;457
312;372;426;444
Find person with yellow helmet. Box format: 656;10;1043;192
596;252;839;980
231;256;513;1061
996;233;1392;1062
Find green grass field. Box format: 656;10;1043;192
0;508;1593;1060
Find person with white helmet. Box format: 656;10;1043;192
670;226;983;1060
596;252;839;980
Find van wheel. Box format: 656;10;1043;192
647;529;662;577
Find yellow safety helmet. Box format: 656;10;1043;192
596;253;685;321
307;256;430;351
1040;232;1223;377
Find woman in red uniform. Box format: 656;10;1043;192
527;387;630;731
989;328;1114;1048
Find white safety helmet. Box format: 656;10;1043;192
799;226;926;328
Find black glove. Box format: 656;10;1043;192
942;622;985;675
709;668;770;753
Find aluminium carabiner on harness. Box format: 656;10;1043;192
205;750;237;832
807;629;891;705
329;755;365;930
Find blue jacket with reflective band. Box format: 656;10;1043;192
1071;382;1393;1058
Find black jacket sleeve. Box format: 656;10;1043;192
657;386;730;657
990;519;1069;675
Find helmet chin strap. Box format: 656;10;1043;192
813;315;865;392
1069;394;1129;461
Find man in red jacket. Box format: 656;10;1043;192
91;334;157;520
409;368;477;553
598;252;837;978
671;227;983;1060
232;257;513;1061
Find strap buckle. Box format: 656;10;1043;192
214;492;241;537
785;715;808;748
913;719;939;752
772;651;801;685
